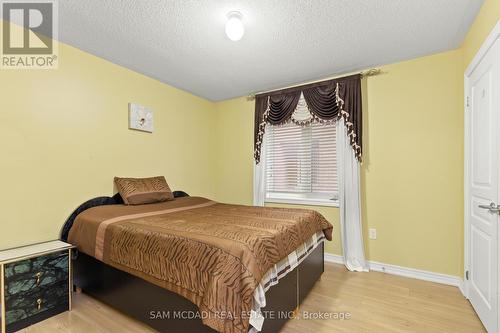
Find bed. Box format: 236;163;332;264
61;191;332;333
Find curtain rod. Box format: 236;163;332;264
246;68;381;101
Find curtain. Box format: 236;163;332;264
253;74;367;272
254;74;362;164
253;135;267;206
267;92;301;124
254;92;301;163
336;118;369;272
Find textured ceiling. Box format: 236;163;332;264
58;0;483;101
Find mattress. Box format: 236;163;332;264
67;196;332;333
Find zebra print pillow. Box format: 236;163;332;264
114;176;174;205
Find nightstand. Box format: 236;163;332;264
0;241;75;333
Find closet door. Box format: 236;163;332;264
465;31;500;333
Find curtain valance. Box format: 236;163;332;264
254;74;362;163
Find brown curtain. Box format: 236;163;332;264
267;91;301;124
254;74;362;163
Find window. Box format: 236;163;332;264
265;121;338;207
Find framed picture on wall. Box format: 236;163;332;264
129;103;154;133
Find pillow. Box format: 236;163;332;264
114;176;174;205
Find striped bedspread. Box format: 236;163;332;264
68;196;332;333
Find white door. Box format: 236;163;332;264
466;35;500;333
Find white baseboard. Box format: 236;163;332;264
325;253;464;290
324;253;344;264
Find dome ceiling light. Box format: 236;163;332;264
225;11;244;41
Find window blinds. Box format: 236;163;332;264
266;121;338;200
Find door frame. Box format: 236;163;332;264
464;18;500;304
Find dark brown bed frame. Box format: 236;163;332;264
64;193;325;333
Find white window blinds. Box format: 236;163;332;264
265;121;338;205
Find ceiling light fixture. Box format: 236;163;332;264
225;11;244;41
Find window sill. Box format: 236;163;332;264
265;197;339;208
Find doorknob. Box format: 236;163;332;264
478;202;500;213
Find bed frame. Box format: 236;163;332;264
61;192;325;333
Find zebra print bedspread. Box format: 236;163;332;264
67;196;333;333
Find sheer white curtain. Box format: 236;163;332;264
254;118;368;272
253;136;267;206
336;118;369;272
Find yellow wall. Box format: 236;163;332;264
214;50;464;276
462;0;500;68
0;42;216;250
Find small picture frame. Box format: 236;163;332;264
129;103;154;133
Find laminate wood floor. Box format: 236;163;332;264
19;263;485;333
